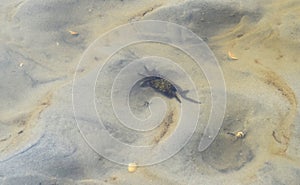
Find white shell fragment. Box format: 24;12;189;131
127;162;137;173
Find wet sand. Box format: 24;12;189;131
0;0;299;184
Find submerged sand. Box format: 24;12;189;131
0;0;299;184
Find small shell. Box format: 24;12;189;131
228;51;238;60
127;162;137;173
19;63;24;67
235;131;245;138
68;30;79;36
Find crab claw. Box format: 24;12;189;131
175;93;181;103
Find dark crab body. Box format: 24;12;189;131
140;76;181;103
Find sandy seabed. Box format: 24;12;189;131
0;0;299;184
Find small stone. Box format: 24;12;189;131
68;30;79;36
127;162;137;173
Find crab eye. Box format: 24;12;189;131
139;80;149;87
139;81;146;87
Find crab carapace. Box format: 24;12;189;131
139;66;201;104
140;76;181;103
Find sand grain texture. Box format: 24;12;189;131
0;0;299;184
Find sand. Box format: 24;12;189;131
0;0;299;184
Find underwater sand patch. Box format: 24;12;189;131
253;60;297;156
0;91;52;161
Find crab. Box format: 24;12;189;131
140;76;182;103
138;66;201;104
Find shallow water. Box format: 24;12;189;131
0;0;299;184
